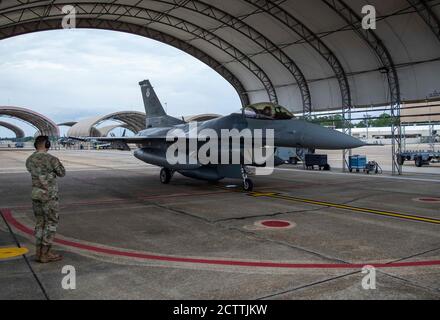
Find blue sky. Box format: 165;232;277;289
0;29;241;137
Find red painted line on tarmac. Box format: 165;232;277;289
2;209;440;270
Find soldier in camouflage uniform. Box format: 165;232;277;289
26;136;66;263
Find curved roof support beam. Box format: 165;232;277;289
88;1;277;103
145;0;310;112
406;0;440;42
94;114;146;134
0;11;251;107
0;106;59;137
0;5;273;106
240;0;351;116
0;120;25;138
322;0;402;174
322;0;401;104
66;111;147;137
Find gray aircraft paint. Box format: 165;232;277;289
139;80;184;128
71;80;366;184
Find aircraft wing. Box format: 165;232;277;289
69;136;159;144
69;135;278;147
68;136;161;151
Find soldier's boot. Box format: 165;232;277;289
34;245;42;262
39;245;62;263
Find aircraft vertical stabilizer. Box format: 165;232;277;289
139;80;167;117
139;80;184;128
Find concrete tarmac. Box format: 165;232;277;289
0;149;439;300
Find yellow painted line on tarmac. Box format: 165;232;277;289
0;247;29;259
248;192;440;225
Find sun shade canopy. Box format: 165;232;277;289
66;111;146;137
0;106;60;137
1;0;440;115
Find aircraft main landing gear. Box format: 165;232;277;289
241;166;254;192
160;168;173;184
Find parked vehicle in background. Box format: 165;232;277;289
398;150;440;167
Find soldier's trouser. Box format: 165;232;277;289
32;199;59;246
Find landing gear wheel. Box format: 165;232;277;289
160;168;172;184
240;165;254;192
243;178;253;192
415;156;423;168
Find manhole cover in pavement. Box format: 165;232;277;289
254;220;295;230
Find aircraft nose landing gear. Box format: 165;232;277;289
241;166;254;192
160;168;173;184
243;178;253;192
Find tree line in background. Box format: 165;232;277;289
0;137;34;141
309;113;394;129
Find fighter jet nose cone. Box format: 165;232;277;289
301;122;365;150
339;133;366;149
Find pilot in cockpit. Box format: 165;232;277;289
262;106;273;118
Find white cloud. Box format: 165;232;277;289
0;29;241;137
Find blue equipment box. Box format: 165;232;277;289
349;155;367;170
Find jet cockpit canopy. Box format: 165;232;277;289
243;103;295;120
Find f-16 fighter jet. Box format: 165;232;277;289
71;80;365;191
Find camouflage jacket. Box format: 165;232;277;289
25;152;66;201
